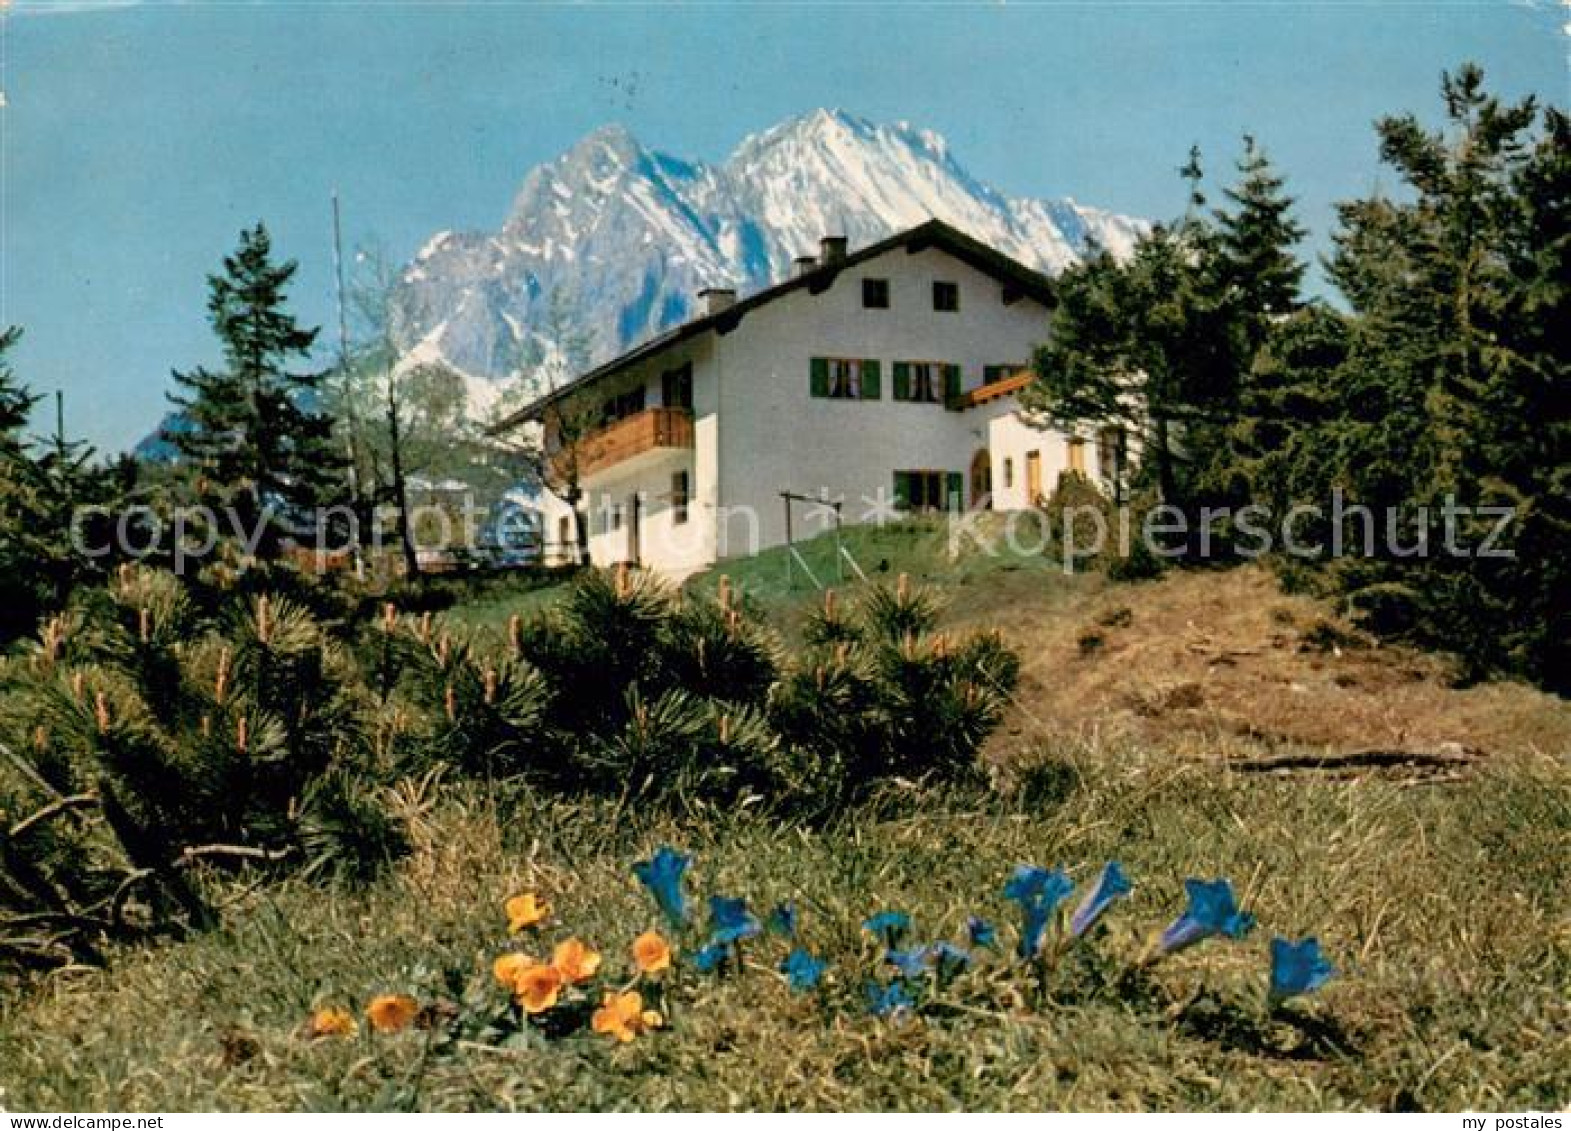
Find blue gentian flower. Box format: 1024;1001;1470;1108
633;845;691;928
884;946;931;979
708;895;762;945
780;948;828;993
1003;865;1073;958
866;980;914;1018
766;901;798;939
1158;878;1256;954
1069;861;1133;939
929;942;971;981
692;942;729;974
1269;936;1336;1003
966;916;998;949
862;910;912;947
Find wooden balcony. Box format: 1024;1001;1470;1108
555;406;694;480
951;370;1032;410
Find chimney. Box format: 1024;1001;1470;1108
819;236;848;266
792;255;818;279
697;287;736;316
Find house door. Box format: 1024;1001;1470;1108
970;449;992;509
1026;450;1043;505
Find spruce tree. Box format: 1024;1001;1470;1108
0;329;116;640
0;326;48;638
1025;147;1261;516
168;224;343;558
1257;65;1567;688
1215;136;1306;331
1209;139;1311;509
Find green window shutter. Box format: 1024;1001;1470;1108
946;471;964;511
892;471;911;510
860;359;881;400
944;364;963;402
893;362;910;402
810;358;828;398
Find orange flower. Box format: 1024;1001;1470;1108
306;1006;357;1040
591;990;663;1043
513;961;564;1014
366;994;420;1034
492;951;534;992
551;937;603;984
505;892;550;934
631;930;672;975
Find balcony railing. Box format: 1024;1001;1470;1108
950;370;1032;410
557;406;694;479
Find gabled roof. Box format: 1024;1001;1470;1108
489;218;1056;433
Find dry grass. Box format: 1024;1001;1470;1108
945;564;1571;768
676;520;1569;766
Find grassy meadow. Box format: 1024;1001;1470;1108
1;525;1567;1112
2;747;1566;1111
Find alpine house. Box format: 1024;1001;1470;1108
491;219;1124;576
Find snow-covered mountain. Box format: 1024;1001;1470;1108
392;110;1146;400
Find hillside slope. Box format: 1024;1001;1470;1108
969;566;1570;769
3;534;1567;1111
685;522;1570;769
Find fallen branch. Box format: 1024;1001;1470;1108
1;910;110;932
0;740;64;800
1230;745;1480;775
177;843;296;866
9;794;98;839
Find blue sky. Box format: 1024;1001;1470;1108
2;1;1565;452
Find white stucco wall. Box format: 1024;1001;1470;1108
553;240;1120;575
570;338;718;576
709;246;1056;555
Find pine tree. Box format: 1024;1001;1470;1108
168;224;343;559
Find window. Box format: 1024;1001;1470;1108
809;358;881;400
893;362;936;404
862;278;890;309
933;281;959;312
671;470;690;525
984;364;1024;385
1003;458;1014;490
893;469;963;512
1067;437;1087;475
557;515;571;551
1096;426;1125;484
661;362;693;411
895;362;962;404
603;386;646;425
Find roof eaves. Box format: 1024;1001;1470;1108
487;218;1054;435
